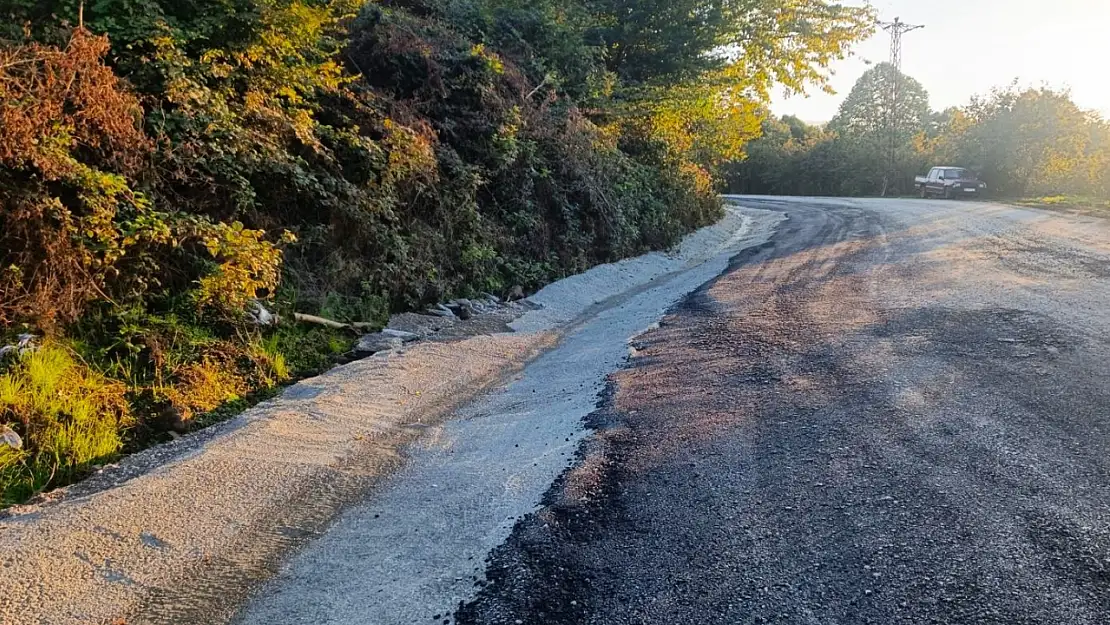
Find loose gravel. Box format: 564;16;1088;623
457;197;1110;625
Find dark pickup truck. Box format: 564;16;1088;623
915;166;987;199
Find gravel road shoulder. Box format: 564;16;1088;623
0;204;778;625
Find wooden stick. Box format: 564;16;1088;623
293;313;350;330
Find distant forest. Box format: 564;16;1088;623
725;63;1110;201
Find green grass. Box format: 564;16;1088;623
1013;195;1110;215
0;345;129;506
0;322;358;506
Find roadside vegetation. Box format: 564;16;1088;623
726;63;1110;205
1012;196;1110;216
0;0;873;505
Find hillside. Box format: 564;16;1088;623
0;0;872;504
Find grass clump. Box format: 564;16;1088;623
1015;196;1110;214
0;344;131;505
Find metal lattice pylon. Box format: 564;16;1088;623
879;17;924;196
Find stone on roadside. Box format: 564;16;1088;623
446;299;474;320
426;304;456;318
356;334;404;355
380;328;421;342
1;425;23;451
508;285;524;301
1;334;37;360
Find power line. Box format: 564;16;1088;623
878;17;924;197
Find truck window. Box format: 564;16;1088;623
944;168;969;179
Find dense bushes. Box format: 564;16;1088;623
0;0;871;503
924;87;1110;199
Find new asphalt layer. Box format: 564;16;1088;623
457;197;1110;625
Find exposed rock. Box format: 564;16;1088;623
385;312;455;337
425;305;455;318
380;328;421;342
356;334;404;354
248;300;277;326
0;334;36;360
482;292;502;304
446;299;474;320
508;285;525;301
0;426;22;451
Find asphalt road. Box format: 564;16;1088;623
456;197;1110;625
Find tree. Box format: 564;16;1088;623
587;0;875;90
589;0;874;168
828;62;930;143
782;115;820;142
823;63;929;194
937;87;1105;196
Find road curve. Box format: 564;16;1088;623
457;197;1110;625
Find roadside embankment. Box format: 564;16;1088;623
0;204;775;625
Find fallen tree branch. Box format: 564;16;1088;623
293;313;350;330
525;74;551;101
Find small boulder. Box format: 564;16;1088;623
446;299;474;320
356;334;404;354
380;328;421;342
1;425;23;450
508;285;524;301
247;300;277;326
425;304;455;318
1;334;37;360
151;405;189;435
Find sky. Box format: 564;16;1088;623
772;0;1110;123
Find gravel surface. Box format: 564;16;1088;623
0;205;771;625
457;197;1110;625
231;207;781;625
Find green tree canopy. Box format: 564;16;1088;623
930;87;1109;196
828;62;930;143
587;0;874;90
588;0;874;167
